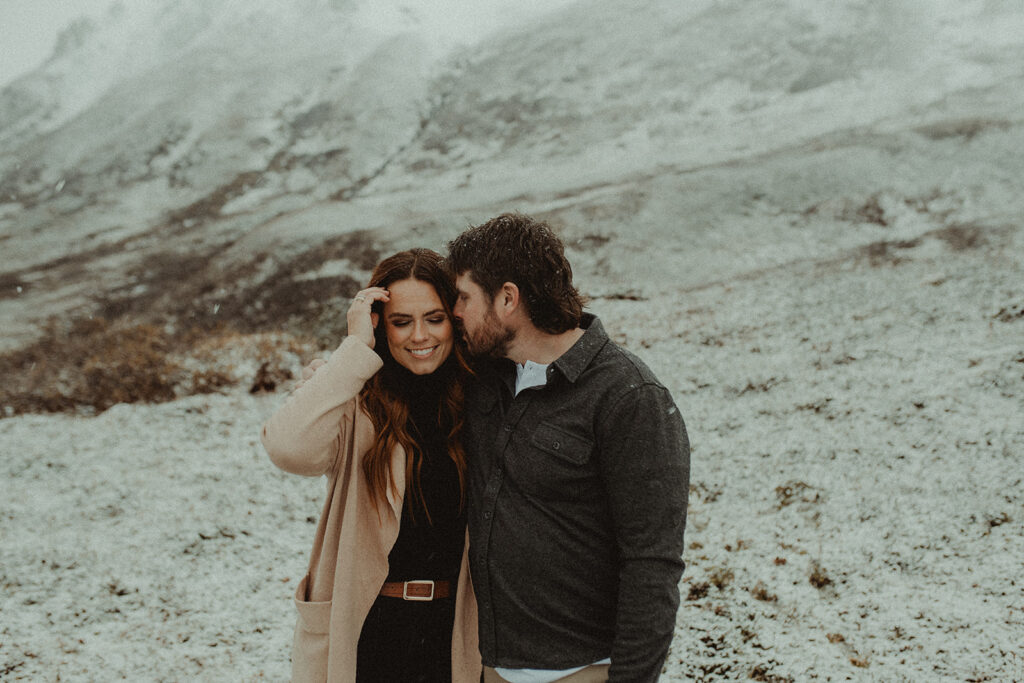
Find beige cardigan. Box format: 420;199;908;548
261;336;481;683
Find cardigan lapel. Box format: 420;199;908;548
384;444;405;522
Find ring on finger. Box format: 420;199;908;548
354;295;366;302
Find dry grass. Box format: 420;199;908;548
0;317;173;414
0;315;316;417
709;567;735;590
686;581;711;601
0;235;378;418
808;560;833;589
750;581;778;602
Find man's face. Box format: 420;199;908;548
453;272;514;358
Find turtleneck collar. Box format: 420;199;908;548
380;352;456;401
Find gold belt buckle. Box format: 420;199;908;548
402;580;435;601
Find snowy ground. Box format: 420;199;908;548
2;215;1021;680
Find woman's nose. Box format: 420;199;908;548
412;320;429;341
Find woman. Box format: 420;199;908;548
261;249;480;682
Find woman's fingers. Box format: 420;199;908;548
347;287;389;348
351;287;389;306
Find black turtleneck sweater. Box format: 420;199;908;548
356;358;467;681
380;358;466;583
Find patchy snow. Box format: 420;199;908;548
1;0;1022;680
1;221;1020;680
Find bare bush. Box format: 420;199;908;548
0;317;179;414
709;567;735;590
809;560;832;589
751;581;778;602
0;315;316;417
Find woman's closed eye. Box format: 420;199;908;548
392;316;447;327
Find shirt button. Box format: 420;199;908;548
552;441;561;450
504;425;513;432
484;511;492;519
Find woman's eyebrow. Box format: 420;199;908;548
386;308;446;320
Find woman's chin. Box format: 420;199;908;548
396;350;451;375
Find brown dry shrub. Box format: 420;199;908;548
709;567;735;590
775;481;821;508
191;369;235;394
749;664;793;682
686;582;710;601
809;560;833;589
79;323;179;410
0;317;182;414
751;581;778;602
0;315;313;416
250;361;293;394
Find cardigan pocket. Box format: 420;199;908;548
291;573;331;682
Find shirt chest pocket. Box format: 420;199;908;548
508;421;597;500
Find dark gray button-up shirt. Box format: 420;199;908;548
465;315;690;682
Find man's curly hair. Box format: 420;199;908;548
446;212;585;334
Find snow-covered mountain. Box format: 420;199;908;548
3;0;1021;350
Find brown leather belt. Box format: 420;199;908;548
379;580;452;601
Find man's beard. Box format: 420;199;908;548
464;310;514;358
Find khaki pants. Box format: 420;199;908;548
484;663;610;682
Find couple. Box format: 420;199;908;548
261;213;690;682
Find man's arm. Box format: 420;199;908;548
597;382;690;682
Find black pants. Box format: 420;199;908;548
356;594;456;682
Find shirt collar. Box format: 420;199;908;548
551;313;607;384
488;313;608;392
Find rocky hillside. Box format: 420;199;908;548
1;0;1022;412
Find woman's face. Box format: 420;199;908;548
381;278;455;375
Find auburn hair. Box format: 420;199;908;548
358;248;471;522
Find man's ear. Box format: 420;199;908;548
370;312;379;329
496;282;520;314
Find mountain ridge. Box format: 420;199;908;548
1;0;1022;353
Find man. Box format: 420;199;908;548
446;213;690;682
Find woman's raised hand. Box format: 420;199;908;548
346;287;389;348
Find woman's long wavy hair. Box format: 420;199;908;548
359;248;471;523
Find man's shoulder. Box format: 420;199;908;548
571;315;666;390
588;335;667;391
